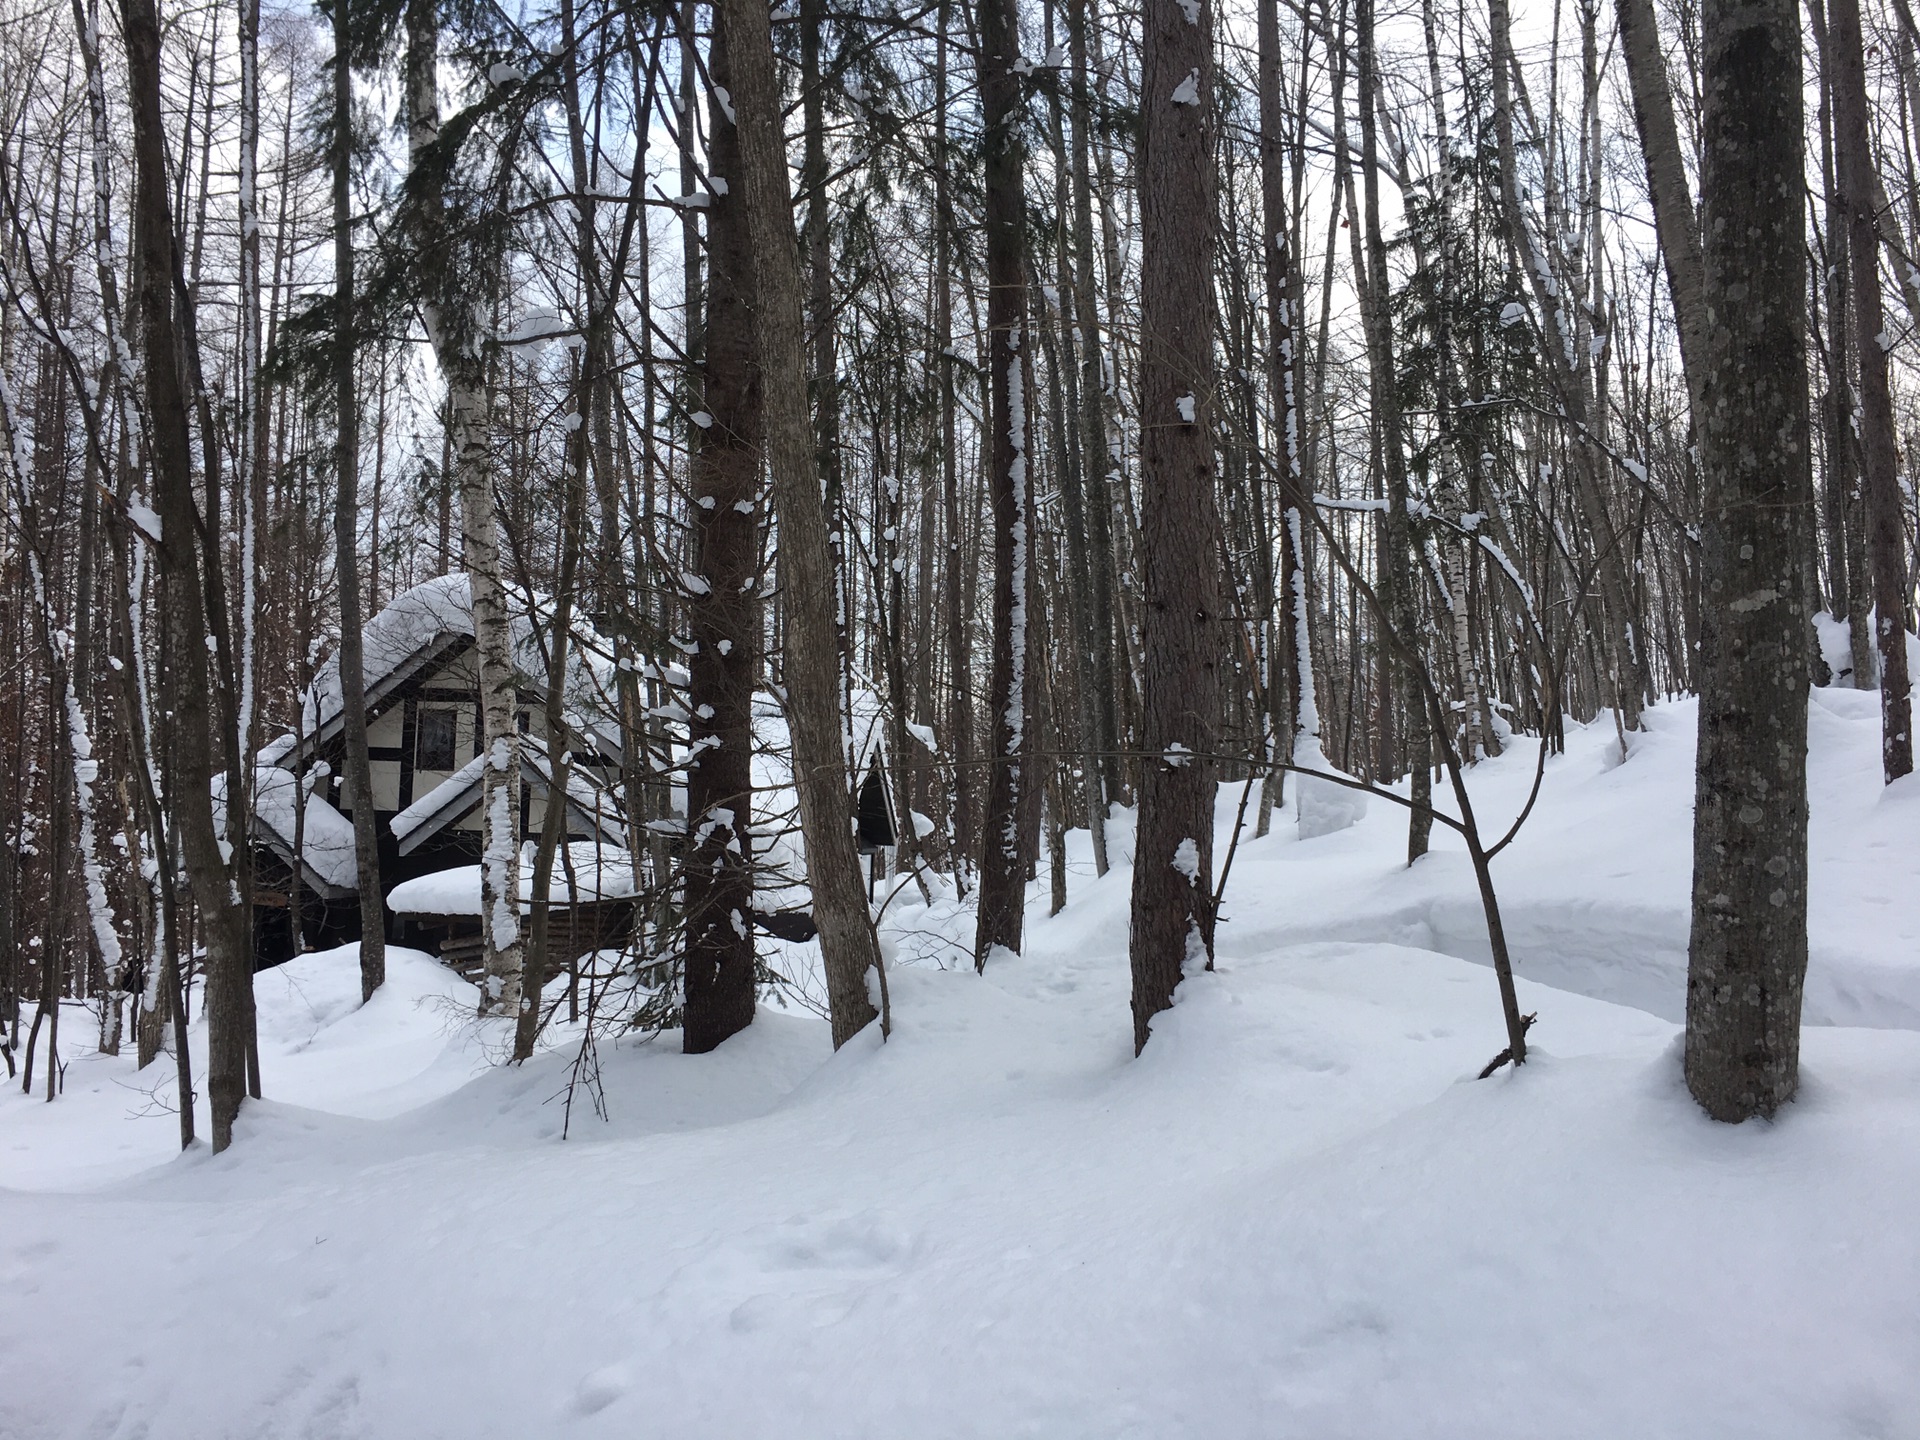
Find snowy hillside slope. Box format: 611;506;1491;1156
1;695;1916;1439
1197;691;1920;1029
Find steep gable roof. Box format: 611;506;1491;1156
299;574;621;754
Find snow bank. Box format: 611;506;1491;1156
1229;695;1920;1030
3;693;1917;1438
1293;735;1368;839
247;945;490;1116
5;935;1914;1438
0;945;479;1191
1814;607;1920;688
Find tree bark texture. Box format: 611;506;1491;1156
972;0;1037;968
1259;0;1303;800
935;0;974;886
1130;0;1222;1053
1046;70;1109;880
1357;0;1430;858
799;0;849;700
1811;5;1858;627
1069;0;1121;846
716;0;881;1048
682;20;761;1054
1685;0;1815;1121
516;389;584;1061
1616;0;1709;417
122;0;252;1150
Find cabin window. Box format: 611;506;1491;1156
416;706;458;771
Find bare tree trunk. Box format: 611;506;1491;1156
1492;0;1651;732
1;413;73;1101
334;0;385;1003
1045;35;1108;879
516;384;584;1060
122;0;250;1150
875;415;930;897
1829;0;1916;781
236;0;261;888
681;17;760;1054
935;0;974;889
403;0;523;1011
105;403;180;1101
1419;0;1496;764
1616;0;1708;413
799;0;849;708
1357;0;1430;859
1810;0;1861;650
0;807;15;1080
715;0;880;1047
1130;0;1222;1052
516;0;622;1058
972;0;1036;968
1068;0;1119;865
1684;0;1815;1120
1258;0;1310;821
0;375;127;1073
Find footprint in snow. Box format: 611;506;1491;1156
759;1213;908;1272
729;1290;860;1333
571;1364;631;1417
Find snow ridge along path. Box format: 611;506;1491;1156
2;695;1916;1438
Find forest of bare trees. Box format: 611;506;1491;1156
1;0;1915;1147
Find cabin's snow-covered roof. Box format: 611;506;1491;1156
302;573;619;742
389;751;492;846
214;766;360;895
304;574;471;735
386;841;638;916
390;736;626;854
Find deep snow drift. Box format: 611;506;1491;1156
3;695;1917;1439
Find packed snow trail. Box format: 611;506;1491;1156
2;695;1916;1438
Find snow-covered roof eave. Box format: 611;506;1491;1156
386;840;640;917
216;768;361;899
298;575;622;766
391;750;491;856
389;738;628;857
256;829;359;902
304;629;468;756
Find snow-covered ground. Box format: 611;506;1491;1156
3;695;1917;1439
